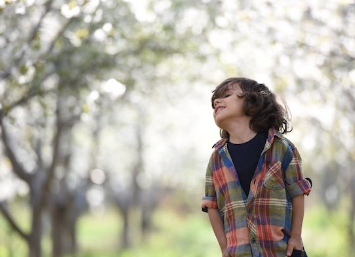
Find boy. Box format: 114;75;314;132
201;77;312;257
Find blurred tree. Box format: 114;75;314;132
0;1;127;256
2;0;352;256
283;2;355;252
0;0;220;256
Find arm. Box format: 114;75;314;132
208;208;230;257
286;194;305;256
202;154;230;256
283;145;311;256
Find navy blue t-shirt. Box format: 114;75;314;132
227;131;268;196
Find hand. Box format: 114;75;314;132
222;248;231;257
286;237;303;256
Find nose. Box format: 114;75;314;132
213;98;221;108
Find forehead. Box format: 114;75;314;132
214;83;241;98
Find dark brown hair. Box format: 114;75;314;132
212;77;292;139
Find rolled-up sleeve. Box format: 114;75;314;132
283;146;312;199
201;156;218;212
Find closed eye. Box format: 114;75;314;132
212;93;232;108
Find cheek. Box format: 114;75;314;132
234;102;245;114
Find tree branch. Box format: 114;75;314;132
4;87;45;115
0;111;33;183
0;0;54;80
39;97;64;206
2;69;56;115
0;201;30;241
2;16;76;114
30;133;44;176
39;17;76;61
344;88;355;111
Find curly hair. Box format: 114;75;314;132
211;77;292;139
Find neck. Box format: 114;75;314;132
224;119;256;144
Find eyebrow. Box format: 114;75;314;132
215;86;230;98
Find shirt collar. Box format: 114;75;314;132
212;127;283;151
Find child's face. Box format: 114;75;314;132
213;84;246;129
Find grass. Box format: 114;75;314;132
302;205;349;257
72;206;220;257
0;202;353;257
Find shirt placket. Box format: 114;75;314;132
219;146;257;255
247;139;274;256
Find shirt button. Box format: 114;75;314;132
251;238;256;244
248;208;252;213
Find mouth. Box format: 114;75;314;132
215;106;225;114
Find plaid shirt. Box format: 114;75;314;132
201;128;311;257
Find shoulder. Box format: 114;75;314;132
212;138;227;150
270;133;299;163
209;148;221;162
267;127;296;151
207;142;225;169
273;133;296;151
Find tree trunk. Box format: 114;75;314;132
28;208;43;257
141;207;150;236
51;202;79;257
51;202;65;257
68;217;78;255
121;208;130;249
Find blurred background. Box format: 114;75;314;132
0;0;354;257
